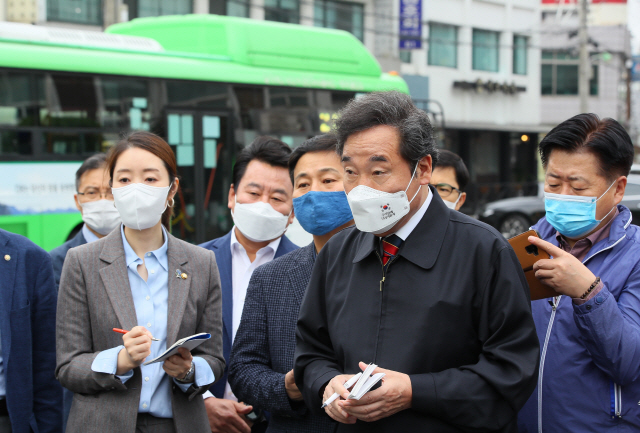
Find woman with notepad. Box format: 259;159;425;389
55;131;225;433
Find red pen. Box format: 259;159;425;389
112;328;159;341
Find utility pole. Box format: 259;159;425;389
578;0;589;113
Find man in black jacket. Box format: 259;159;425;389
294;91;540;432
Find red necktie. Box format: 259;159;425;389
382;234;403;268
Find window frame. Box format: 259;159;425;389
124;0;193;19
513;35;528;75
399;50;412;64
46;0;103;26
264;0;300;24
540;50;598;96
313;0;365;42
428;23;458;69
472;29;500;73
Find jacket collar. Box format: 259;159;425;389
99;225;187;265
0;230;16;332
98;226;189;340
353;186;449;270
207;231;234;346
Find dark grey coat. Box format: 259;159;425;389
50;229;86;292
229;243;336;433
56;228;225;433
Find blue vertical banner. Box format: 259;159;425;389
399;0;422;49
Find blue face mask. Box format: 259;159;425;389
544;181;616;239
293;190;354;236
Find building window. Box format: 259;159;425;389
209;0;249;17
124;0;192;19
47;0;102;25
428;23;457;68
314;0;364;41
513;35;527;75
399;50;412;64
472;29;499;72
541;51;598;96
265;0;299;24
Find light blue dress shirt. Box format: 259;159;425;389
91;225;214;418
81;224;100;244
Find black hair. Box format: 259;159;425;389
75;153;107;191
288;134;338;182
334;91;438;171
233;136;292;187
434;149;470;191
539;113;634;181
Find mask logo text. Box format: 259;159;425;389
380;203;395;220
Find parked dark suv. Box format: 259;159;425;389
479;176;640;238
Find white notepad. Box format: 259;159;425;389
143;333;211;365
347;363;386;400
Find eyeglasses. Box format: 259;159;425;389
430;183;461;198
77;189;114;202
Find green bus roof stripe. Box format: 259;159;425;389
0;36;233;62
0;42;407;92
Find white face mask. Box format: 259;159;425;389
112;182;172;231
443;193;461;210
80;199;122;235
232;198;291;242
346;164;422;234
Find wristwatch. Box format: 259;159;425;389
175;363;195;383
244;403;266;424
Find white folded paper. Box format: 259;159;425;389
347;363;385;400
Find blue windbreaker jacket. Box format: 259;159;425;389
518;205;640;432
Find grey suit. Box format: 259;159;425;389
55;228;225;433
229;243;336;433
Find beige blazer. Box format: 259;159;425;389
55;228;224;433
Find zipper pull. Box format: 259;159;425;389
380;277;385;291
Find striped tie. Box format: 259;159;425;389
381;234;403;269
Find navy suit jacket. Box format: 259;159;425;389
0;229;62;433
50;230;86;293
229;243;336;433
48;230;86;432
199;230;298;398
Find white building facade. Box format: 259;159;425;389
397;0;543;212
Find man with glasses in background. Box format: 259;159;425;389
430;149;468;211
49;152;121;430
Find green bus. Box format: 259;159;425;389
0;14;407;249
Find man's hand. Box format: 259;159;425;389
116;326;152;375
163;347;193;380
204;397;253;433
529;236;597;298
339;362;412;423
285;369;303;401
322;373;358;424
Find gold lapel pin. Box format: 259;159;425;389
181;273;188;280
4;254;10;261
